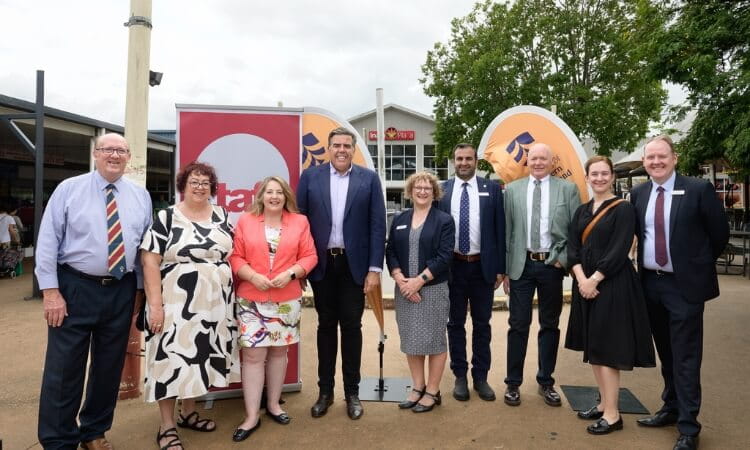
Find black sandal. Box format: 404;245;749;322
177;410;216;432
398;387;426;409
156;427;183;450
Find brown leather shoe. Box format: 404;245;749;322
80;436;114;450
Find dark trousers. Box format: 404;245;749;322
38;268;136;450
447;260;494;381
310;253;365;397
505;259;564;387
642;270;704;437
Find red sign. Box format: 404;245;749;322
368;127;415;141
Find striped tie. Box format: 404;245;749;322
106;184;127;279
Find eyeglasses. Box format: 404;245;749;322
96;147;130;156
414;186;433;192
188;181;212;189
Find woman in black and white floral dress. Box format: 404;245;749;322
141;161;240;449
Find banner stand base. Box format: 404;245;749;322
358;377;411;402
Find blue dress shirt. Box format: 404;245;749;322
643;171;676;272
35;170;153;289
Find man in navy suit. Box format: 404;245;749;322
631;135;728;450
297;127;386;420
437;143;506;402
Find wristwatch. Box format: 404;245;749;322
420;273;429;282
288;270;296;280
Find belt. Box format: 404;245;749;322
327;248;345;257
527;251;550;262
643;268;674;276
454;252;480;262
60;264;126;286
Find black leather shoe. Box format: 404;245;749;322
674;434;699;450
412;391;441;413
265;410;291;425
473;380;496;401
453;377;470;401
310;393;334;418
538;385;562;407
232;419;260;442
346;395;364;420
637;410;678;427
587;416;623;435
399;387;425;409
577;405;604;420
504;386;521;406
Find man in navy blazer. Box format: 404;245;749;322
297;127;386;420
630;135;728;450
437;143;506;402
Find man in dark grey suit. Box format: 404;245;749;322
631;135;728;450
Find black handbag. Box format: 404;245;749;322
136;207;173;332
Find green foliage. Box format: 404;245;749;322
421;0;667;160
650;1;750;174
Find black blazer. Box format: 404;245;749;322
631;173;729;303
385;207;455;285
437;176;506;284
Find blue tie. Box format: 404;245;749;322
459;182;470;254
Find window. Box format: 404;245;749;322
423;145;449;180
369;144;416;181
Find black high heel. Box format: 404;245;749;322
412;390;441;413
398;387;426;409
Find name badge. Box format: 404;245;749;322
396;224;407;230
478;192;489;197
673;190;685;195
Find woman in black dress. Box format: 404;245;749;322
565;156;655;435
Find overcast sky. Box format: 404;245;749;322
1;0;478;130
1;1;686;131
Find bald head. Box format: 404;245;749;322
527;143;553;180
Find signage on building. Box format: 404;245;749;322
368;127;415;141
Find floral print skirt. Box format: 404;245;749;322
237;296;301;347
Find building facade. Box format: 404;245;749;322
348;104;450;211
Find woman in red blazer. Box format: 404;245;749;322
229;176;317;441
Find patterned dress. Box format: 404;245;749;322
237;225;302;347
140;205;240;402
394;223;450;355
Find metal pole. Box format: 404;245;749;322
32;70;45;298
376;89;385;198
120;0;152;400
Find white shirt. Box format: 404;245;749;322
643;171;676;272
526;175;551;252
327;164;351;249
0;213;14;244
450;175;481;255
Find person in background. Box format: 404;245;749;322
141;161;239;450
229;176;317;441
386;172;454;413
565;156;655;435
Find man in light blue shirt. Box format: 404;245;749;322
36;133;152;450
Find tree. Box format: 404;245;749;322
650;1;750;174
421;0;667;161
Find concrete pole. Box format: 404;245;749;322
123;0;152;186
376;88;386;199
120;0;152;400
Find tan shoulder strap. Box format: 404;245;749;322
582;199;625;244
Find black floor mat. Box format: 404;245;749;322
560;385;650;415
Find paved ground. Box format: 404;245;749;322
1;261;748;449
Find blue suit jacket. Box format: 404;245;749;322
385;207;455;285
437;176;506;284
297;163;386;284
631;173;729;303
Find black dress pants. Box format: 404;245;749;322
310;253;365;397
447;260;494;381
505;259;564;387
642;270;704;437
38;268;136;450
